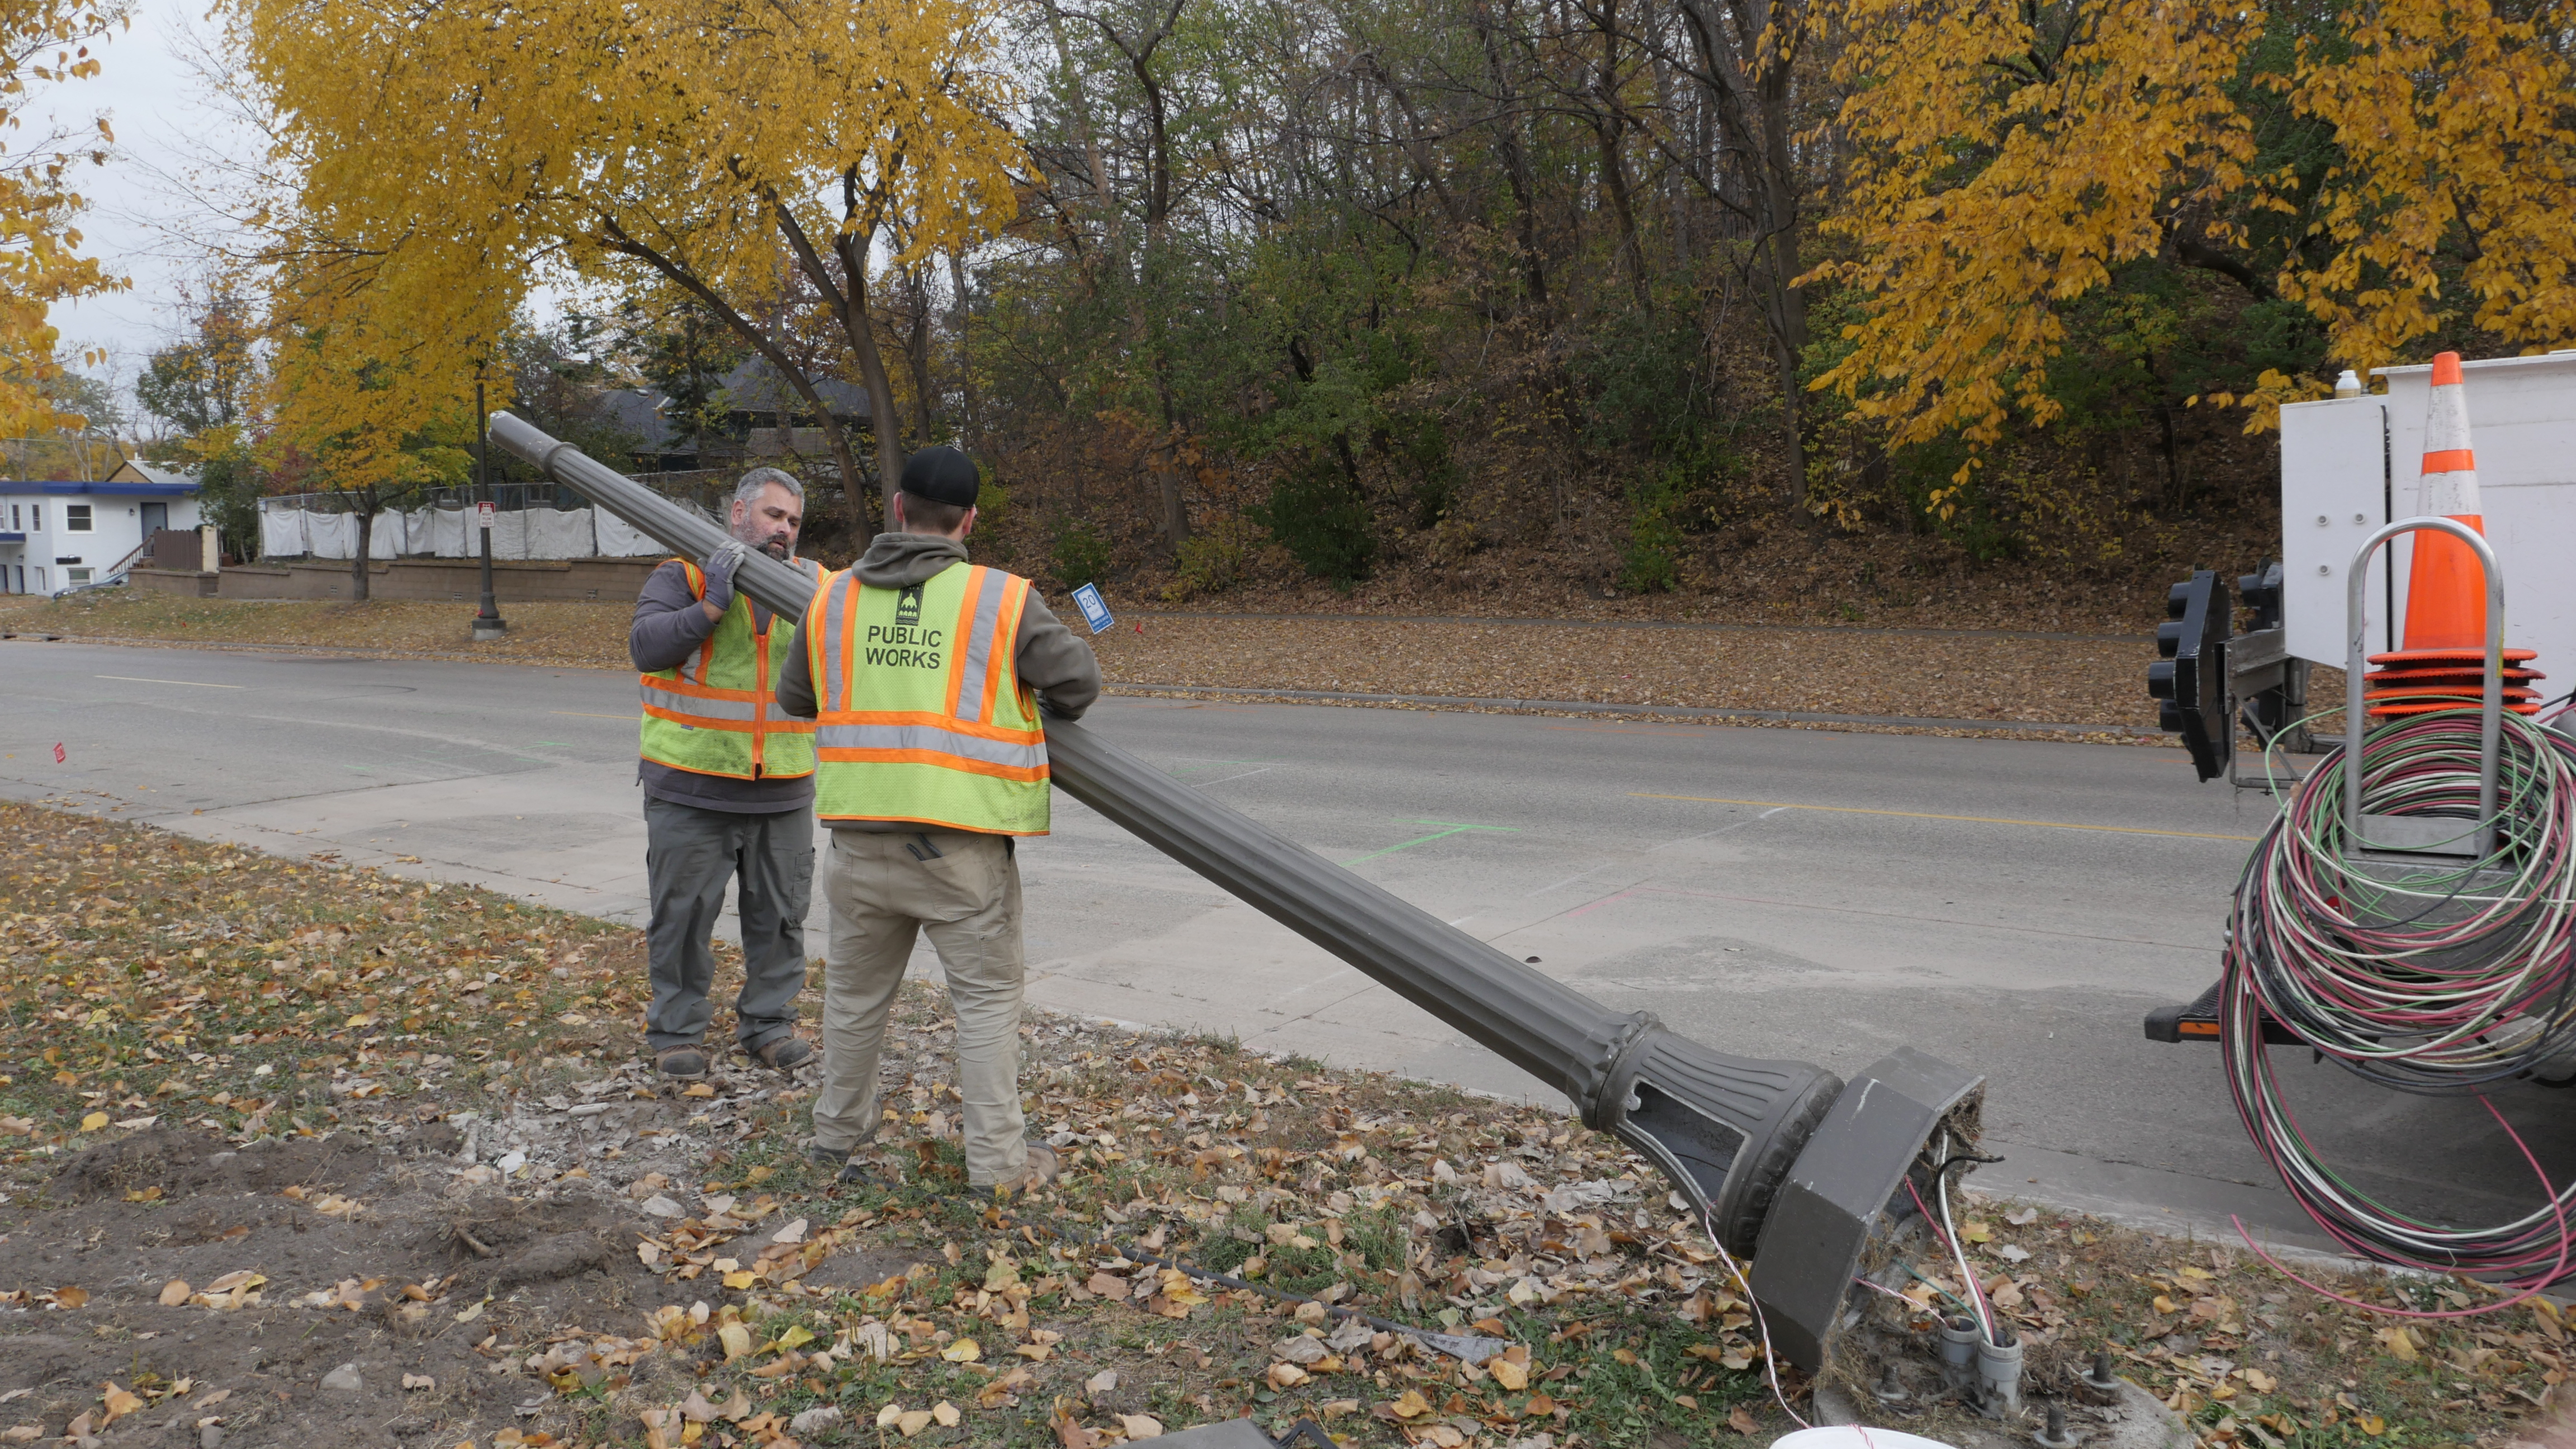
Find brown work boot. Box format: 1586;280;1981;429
751;1035;813;1072
989;1142;1060;1195
655;1045;708;1081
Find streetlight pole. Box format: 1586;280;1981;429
471;373;508;640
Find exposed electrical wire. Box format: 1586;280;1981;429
1701;1204;1810;1431
2228;705;2576;1301
2229;1094;2569;1321
1932;1149;1997;1344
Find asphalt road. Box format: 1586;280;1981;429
4;637;2564;1253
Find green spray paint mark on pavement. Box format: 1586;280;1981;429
1342;821;1518;865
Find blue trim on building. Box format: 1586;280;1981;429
0;481;199;497
0;532;23;543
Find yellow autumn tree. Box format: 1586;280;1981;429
226;0;1021;535
2275;0;2576;377
1807;0;2576;484
0;0;130;437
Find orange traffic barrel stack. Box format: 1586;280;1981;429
2364;352;2543;717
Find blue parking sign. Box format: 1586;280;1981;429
1071;583;1114;634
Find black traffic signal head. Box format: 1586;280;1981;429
2238;560;2285;633
2147;570;2232;780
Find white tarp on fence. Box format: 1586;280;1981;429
258;504;626;560
594;509;662;558
423;508;468;557
527;509;596;560
304;512;357;560
258;508;305;559
489;510;531;560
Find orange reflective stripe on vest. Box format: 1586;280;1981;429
638;555;818;780
806;560;1050;832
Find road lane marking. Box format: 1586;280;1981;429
1342;821;1518;865
550;711;640;719
1626;793;2259;842
1194;768;1275;788
96;675;243;689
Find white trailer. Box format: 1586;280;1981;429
2277;351;2576;676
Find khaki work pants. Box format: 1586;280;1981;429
813;828;1029;1187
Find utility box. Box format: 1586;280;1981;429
2281;352;2576;669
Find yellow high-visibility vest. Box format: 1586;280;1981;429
804;559;1049;834
638;555;820;781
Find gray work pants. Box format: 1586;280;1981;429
643;795;815;1053
812;828;1029;1187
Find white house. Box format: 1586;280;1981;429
0;476;205;596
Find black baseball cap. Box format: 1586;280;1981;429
899;447;981;508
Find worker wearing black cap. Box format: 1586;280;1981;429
775;446;1100;1194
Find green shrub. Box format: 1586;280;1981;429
974;467;1008;533
1164;515;1265;601
1254;460;1375;584
1383;413;1456;529
1621;505;1684;592
1048;518;1112;589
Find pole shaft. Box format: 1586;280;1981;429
475;380;501;624
485;410;1865;1262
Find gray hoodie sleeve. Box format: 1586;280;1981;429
778;608;819;719
1016;591;1102;720
629;560;718;673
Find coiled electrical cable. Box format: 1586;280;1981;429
2225;705;2576;1286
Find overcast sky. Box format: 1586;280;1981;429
42;0;260;419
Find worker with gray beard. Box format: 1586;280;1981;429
628;467;824;1081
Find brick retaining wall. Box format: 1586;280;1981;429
130;557;664;603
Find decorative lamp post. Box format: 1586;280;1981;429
471;374;508;641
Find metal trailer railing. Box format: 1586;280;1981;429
486;411;1985;1372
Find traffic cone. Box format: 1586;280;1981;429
2365;352;2539;716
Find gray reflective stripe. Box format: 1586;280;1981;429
641;683;760;722
815;722;1048;770
953;570;1010;724
821;572;855;709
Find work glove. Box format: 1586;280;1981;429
699;539;747;613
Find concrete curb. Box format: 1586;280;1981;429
1129;607;2154;645
1103;681;2166;737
